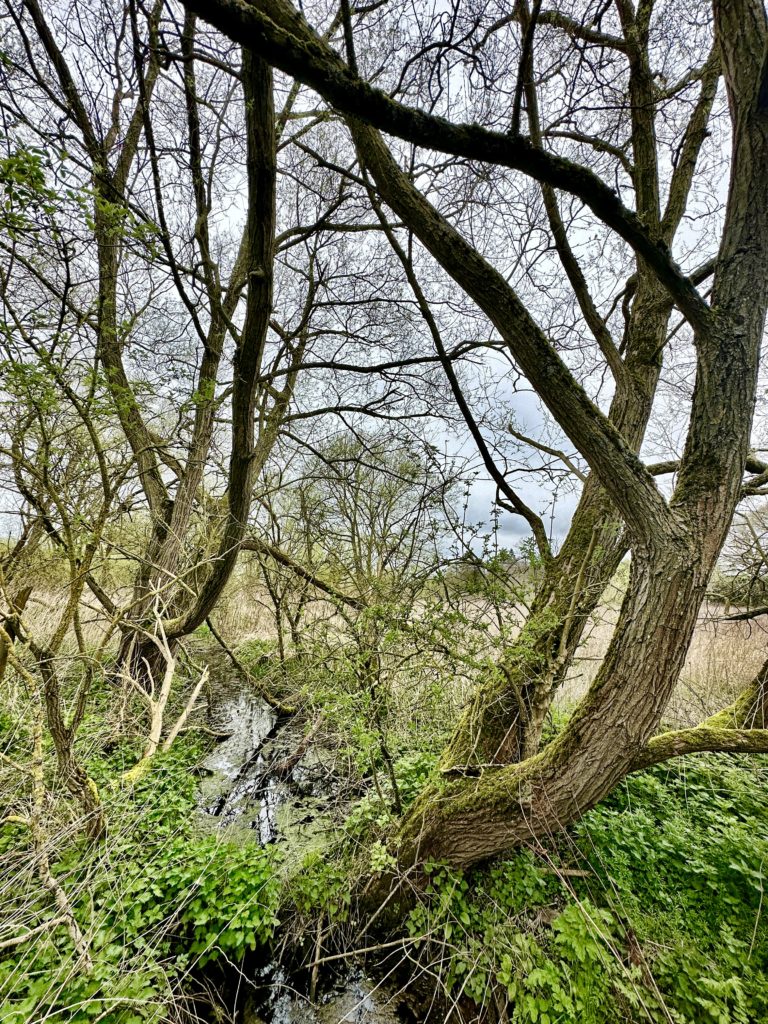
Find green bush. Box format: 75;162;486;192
401;754;768;1023
0;742;280;1023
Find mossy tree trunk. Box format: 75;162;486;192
185;0;768;869
402;0;768;866
443;5;720;768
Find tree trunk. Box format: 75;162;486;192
403;537;705;866
39;658;105;841
443;268;672;767
401;0;768;866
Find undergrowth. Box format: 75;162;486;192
395;754;768;1023
2;671;767;1024
0;723;280;1024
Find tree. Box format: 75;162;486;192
0;0;424;677
0;2;280;675
246;429;454;660
184;0;768;870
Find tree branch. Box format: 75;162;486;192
347;119;671;544
181;0;712;333
632;726;768;770
241;536;365;609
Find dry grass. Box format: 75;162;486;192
668;607;768;725
558;600;768;727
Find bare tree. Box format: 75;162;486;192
185;0;768;870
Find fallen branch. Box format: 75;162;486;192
206;615;296;713
268;713;325;781
162;666;209;751
0;914;68;952
119;614;209;785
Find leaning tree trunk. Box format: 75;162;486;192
442;5;720;767
400;0;768;867
443;339;662;768
401;536;707;866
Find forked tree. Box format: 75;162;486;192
185;0;768;869
1;1;283;668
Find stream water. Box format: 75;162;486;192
202;686;281;841
196;651;419;1023
243;967;411;1024
199;668;340;851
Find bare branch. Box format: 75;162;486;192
183;0;713;333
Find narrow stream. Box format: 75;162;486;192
199;666;337;849
202;690;281;841
196;650;418;1022
243;967;409;1024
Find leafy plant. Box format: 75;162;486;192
398;755;768;1023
